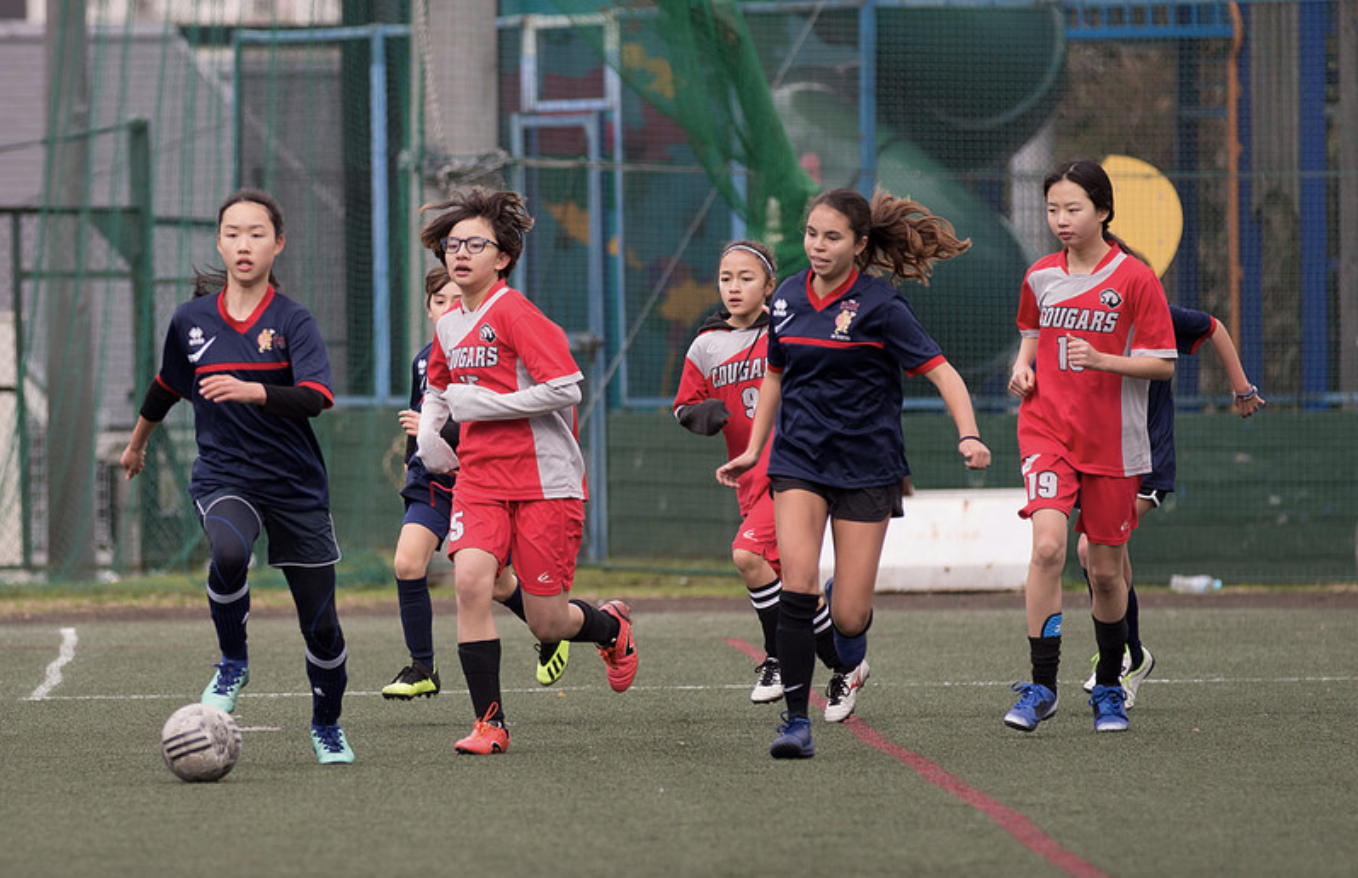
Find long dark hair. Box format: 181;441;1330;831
192;189;286;298
807;187;970;286
1042;160;1144;263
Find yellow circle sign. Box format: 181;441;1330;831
1102;154;1183;278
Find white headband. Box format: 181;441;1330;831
722;244;775;279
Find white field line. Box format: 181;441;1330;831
26;627;78;701
20;674;1358;703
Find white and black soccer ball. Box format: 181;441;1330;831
160;703;242;782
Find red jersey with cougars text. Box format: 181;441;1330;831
1016;244;1177;477
425;281;586;501
674;311;772;516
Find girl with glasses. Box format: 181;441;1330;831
381;265;571;703
415;187;637;755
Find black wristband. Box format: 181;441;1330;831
957;435;982;444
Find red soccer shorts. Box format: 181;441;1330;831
448;495;584;596
732;489;781;578
1019;452;1139;546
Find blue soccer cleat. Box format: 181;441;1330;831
1089;684;1129;733
769;712;815;759
1003;682;1058;732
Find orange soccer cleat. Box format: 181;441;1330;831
454;703;509;755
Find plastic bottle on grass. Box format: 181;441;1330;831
1169;574;1222;594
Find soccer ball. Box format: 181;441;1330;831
160;703;242;782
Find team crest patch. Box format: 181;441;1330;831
257;328;284;352
479;323;497;343
1098;289;1123;309
832;300;860;341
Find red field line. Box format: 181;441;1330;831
727;637;1113;878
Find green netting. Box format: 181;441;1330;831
556;0;820;276
3;2;1355;585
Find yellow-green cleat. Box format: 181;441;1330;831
535;641;570;686
381;661;440;700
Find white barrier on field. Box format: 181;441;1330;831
819;488;1029;592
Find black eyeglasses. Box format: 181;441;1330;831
440;236;500;255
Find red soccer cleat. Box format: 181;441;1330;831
454;703;509;755
596;600;638;692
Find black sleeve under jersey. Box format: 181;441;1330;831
260;385;326;419
440;418;460;451
405;418;460;465
138;380;180;423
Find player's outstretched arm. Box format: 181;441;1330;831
717;372;780;488
924;362;991;471
120;416;159;480
122;380;181;480
1206;320;1265;417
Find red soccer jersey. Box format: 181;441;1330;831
1016;244;1177;477
673;315;772;516
426;281;587;501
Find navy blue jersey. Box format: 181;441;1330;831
400;340;457;505
766;269;946;488
1143;305;1216;492
156;288;333;510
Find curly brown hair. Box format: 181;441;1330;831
419;187;534;279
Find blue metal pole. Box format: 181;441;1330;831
1175;8;1202;397
857;0;877;196
1298;0;1329;405
587;115;608;559
1236;5;1264;385
370;30;391;401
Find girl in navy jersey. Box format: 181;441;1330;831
415;187;636;755
717;188;991;759
382;265;570;701
1076;304;1264;706
119;189;354;764
674;241;858;717
1005;160;1176;735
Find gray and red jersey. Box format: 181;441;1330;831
674;310;772;516
1016;244;1177;477
425;280;586;502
